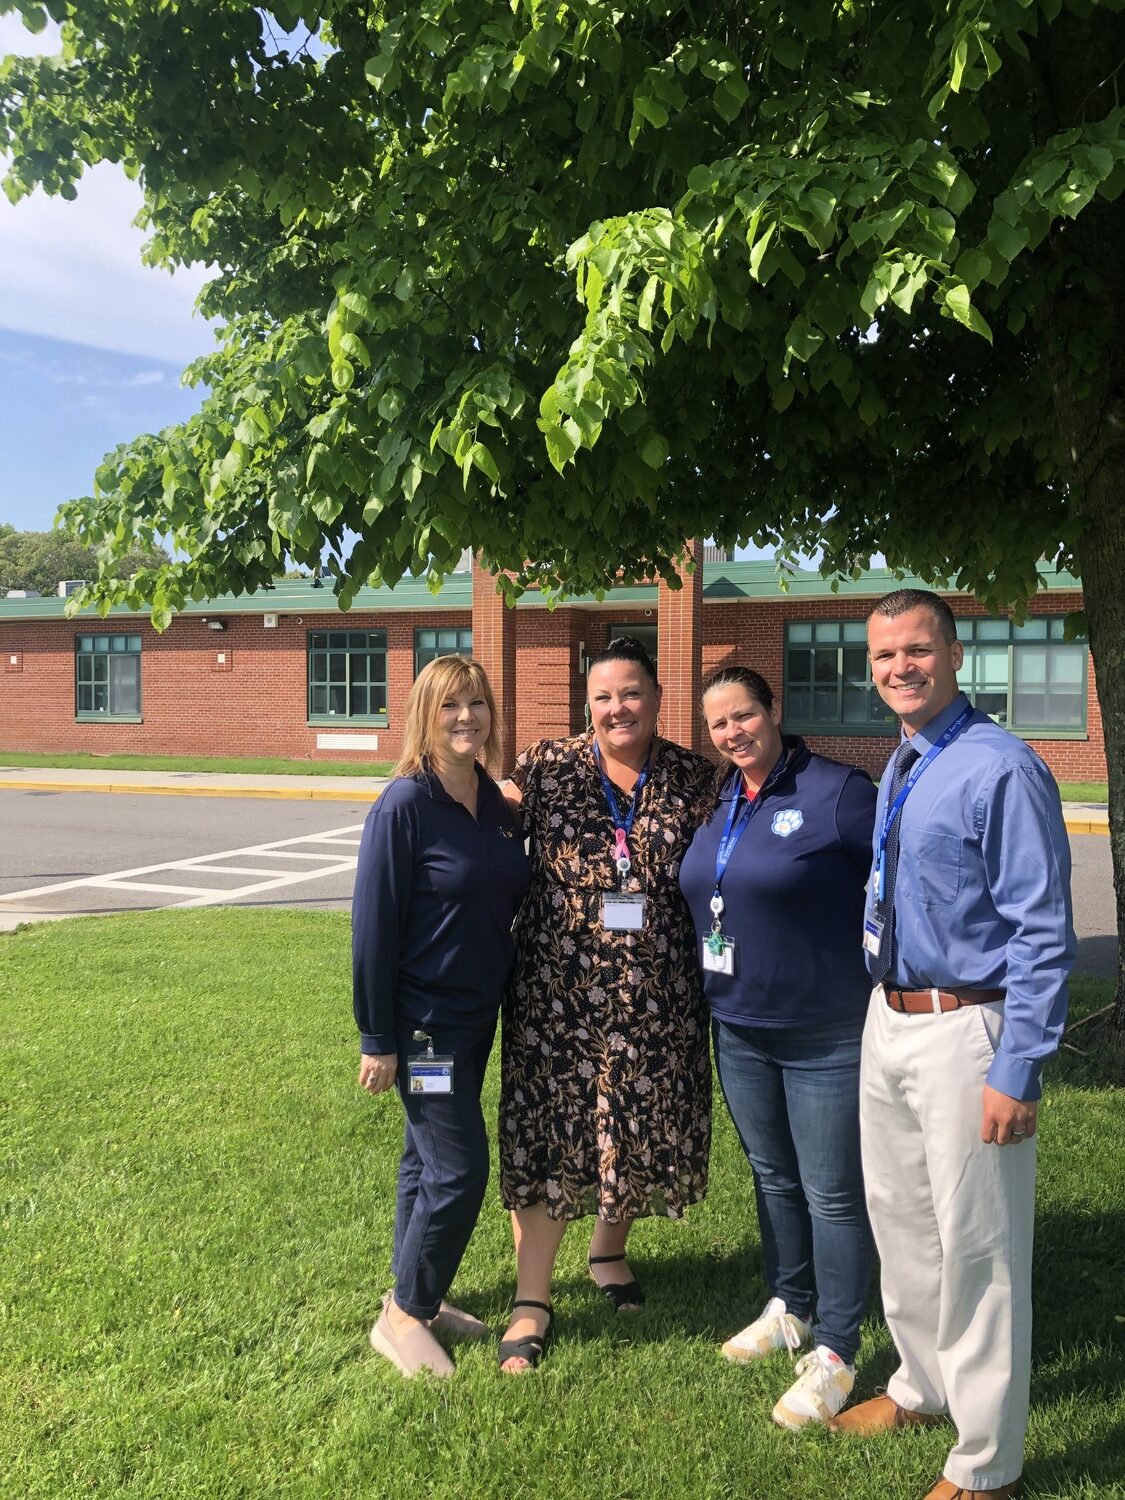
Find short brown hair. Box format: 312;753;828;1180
393;656;503;779
869;588;957;645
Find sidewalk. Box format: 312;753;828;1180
0;766;388;804
0;763;1108;831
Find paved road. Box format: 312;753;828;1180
0;790;373;922
0;788;1116;977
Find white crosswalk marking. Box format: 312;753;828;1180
0;823;366;912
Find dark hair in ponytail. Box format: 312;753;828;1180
701;664;775;712
588;634;659;689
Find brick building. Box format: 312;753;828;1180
0;552;1104;782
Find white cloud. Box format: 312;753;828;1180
0;342;171;388
0;16;216;365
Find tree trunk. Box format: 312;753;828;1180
1074;482;1125;1034
1037;9;1125;1031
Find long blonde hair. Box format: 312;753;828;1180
392;655;503;779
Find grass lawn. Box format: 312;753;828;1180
1055;782;1109;804
0;750;393;777
0;753;1108;804
2;911;1121;1500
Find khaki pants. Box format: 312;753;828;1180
860;988;1037;1490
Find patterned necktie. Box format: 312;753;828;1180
871;741;921;987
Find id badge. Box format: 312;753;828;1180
407;1056;454;1094
702;936;736;976
601;892;646;931
862;914;884;957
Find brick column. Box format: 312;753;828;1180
657;539;704;754
472;553;518;774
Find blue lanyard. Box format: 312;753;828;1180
711;755;785;915
875;704;973;902
593;743;652;871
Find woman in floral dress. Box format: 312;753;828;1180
497;636;715;1372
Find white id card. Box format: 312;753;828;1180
862;915;884;957
702;936;736;976
601;892;646;930
407;1057;454;1094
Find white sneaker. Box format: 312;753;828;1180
720;1296;811;1362
771;1344;856;1430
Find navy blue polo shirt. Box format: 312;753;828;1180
352;765;530;1054
679;738;876;1028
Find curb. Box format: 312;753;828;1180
0;777;1108;830
0;778;378;804
1062;816;1109;836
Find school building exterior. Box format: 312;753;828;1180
0;547;1104;783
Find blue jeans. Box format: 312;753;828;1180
391;1022;495;1321
713;1016;873;1364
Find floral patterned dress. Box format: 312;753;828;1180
499;733;716;1222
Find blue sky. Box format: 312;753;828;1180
0;15;213;534
0;331;208;530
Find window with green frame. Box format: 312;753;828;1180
784;616;1088;736
75;634;142;718
414;627;472;676
307;630;387;721
784;622;896;731
955;618;1087;733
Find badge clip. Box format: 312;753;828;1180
407;1031;454;1094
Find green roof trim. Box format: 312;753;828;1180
0;560;1082;622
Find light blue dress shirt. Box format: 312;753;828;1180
866;693;1075;1100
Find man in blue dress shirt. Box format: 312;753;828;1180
829;588;1075;1500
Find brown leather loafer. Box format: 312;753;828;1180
922;1480;1021;1500
828;1393;943;1435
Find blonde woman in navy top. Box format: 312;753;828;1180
679;665;876;1430
353;655;529;1377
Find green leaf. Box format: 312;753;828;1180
637;275;659;332
772;381;795;413
950;34;970;93
889;268;928;314
712;74;749;124
378;389;404;422
633;93;669;129
942;282;993;343
785;315;825;365
338;332;371;369
954;248;991;290
987;218;1030;263
543;425;577;474
748;222;777;281
468;441;501;486
233;406;271;446
364;53;395;92
772;36;803;71
803;187;838;228
638;431;668;468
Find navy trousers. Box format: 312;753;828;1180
390;1022;495;1321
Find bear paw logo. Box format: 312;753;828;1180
771;808;804;838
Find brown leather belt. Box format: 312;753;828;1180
883;986;1004;1015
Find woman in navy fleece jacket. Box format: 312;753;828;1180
680;665;875;1432
353;655;529;1378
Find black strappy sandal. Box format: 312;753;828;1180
588;1253;645;1311
498;1299;554;1372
